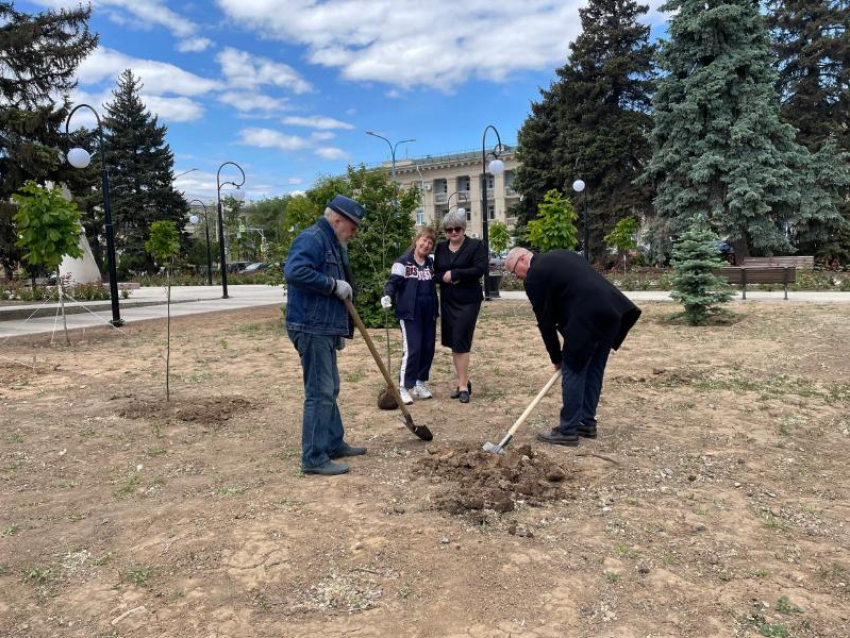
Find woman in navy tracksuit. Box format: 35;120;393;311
381;227;438;404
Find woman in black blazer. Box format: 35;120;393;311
433;210;488;403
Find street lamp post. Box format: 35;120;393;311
445;191;469;226
188;199;213;286
572;159;589;262
366;131;415;182
481;125;505;300
65;103;123;326
216;162;246;299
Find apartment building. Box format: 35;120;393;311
385;147;521;238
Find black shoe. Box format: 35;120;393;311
577;424;597;439
330;443;367;459
536;427;579;447
459;390;470;403
450;381;472;399
303;461;350;476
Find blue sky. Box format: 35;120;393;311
25;0;667;201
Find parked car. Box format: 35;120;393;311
227;261;250;273
242;262;269;274
489;251;506;271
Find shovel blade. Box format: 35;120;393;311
482;441;504;455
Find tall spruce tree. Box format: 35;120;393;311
513;0;655;262
643;0;849;261
103;69;187;274
767;0;850;261
0;1;97;277
767;0;850;152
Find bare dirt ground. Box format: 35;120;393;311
1;300;849;638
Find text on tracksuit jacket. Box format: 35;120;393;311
383;251;439;322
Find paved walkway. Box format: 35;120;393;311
499;290;850;303
3;284;849;339
0;285;284;338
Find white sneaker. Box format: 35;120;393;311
398;387;414;405
413;381;433;400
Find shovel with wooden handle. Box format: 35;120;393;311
483;369;561;455
344;298;433;441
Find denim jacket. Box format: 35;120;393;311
284;217;354;337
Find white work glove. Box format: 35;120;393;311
380;295;392;309
333;279;353;300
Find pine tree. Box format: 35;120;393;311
513;0;655;262
767;0;850;261
0;1;97;277
767;0;850;152
643;0;849;262
103;70;187;274
670;216;734;325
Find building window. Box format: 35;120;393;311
466;209;472;222
488;204;495;220
458;176;471;192
416;210;425;226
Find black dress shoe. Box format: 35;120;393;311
458;390;470;403
536;427;579;447
450;381;472;399
577;423;597;439
330;443;368;459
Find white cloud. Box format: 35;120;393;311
282;115;354;130
76;47;221;97
288;177;304;185
68;87;206;124
310;131;336;142
216;47;312;94
177;37;214;53
142;95;205;122
315;147;349;160
214;0;589;89
238;127;310;151
31;0;199;38
218;91;291;115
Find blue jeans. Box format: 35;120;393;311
287;329;345;469
559;336;613;434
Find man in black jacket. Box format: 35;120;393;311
504;248;641;446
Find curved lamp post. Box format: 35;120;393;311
366;131;415;182
481;125;505;300
188;199;213;286
65;103;123;326
216;162;246;299
445;190;469;226
572;158;589;262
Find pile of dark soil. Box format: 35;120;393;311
415;444;576;516
118;396;252;424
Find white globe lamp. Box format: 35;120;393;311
67;147;91;169
572;179;586;193
487;158;505;176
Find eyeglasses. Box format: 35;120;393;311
444;227;463;234
508;254;524;275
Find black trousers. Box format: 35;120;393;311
398;316;436;389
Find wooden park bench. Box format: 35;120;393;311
741;255;814;269
714;267;796;300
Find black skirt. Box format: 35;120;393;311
440;288;482;353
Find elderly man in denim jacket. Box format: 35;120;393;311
285;195;368;476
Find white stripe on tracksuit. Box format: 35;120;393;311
398;319;410;389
